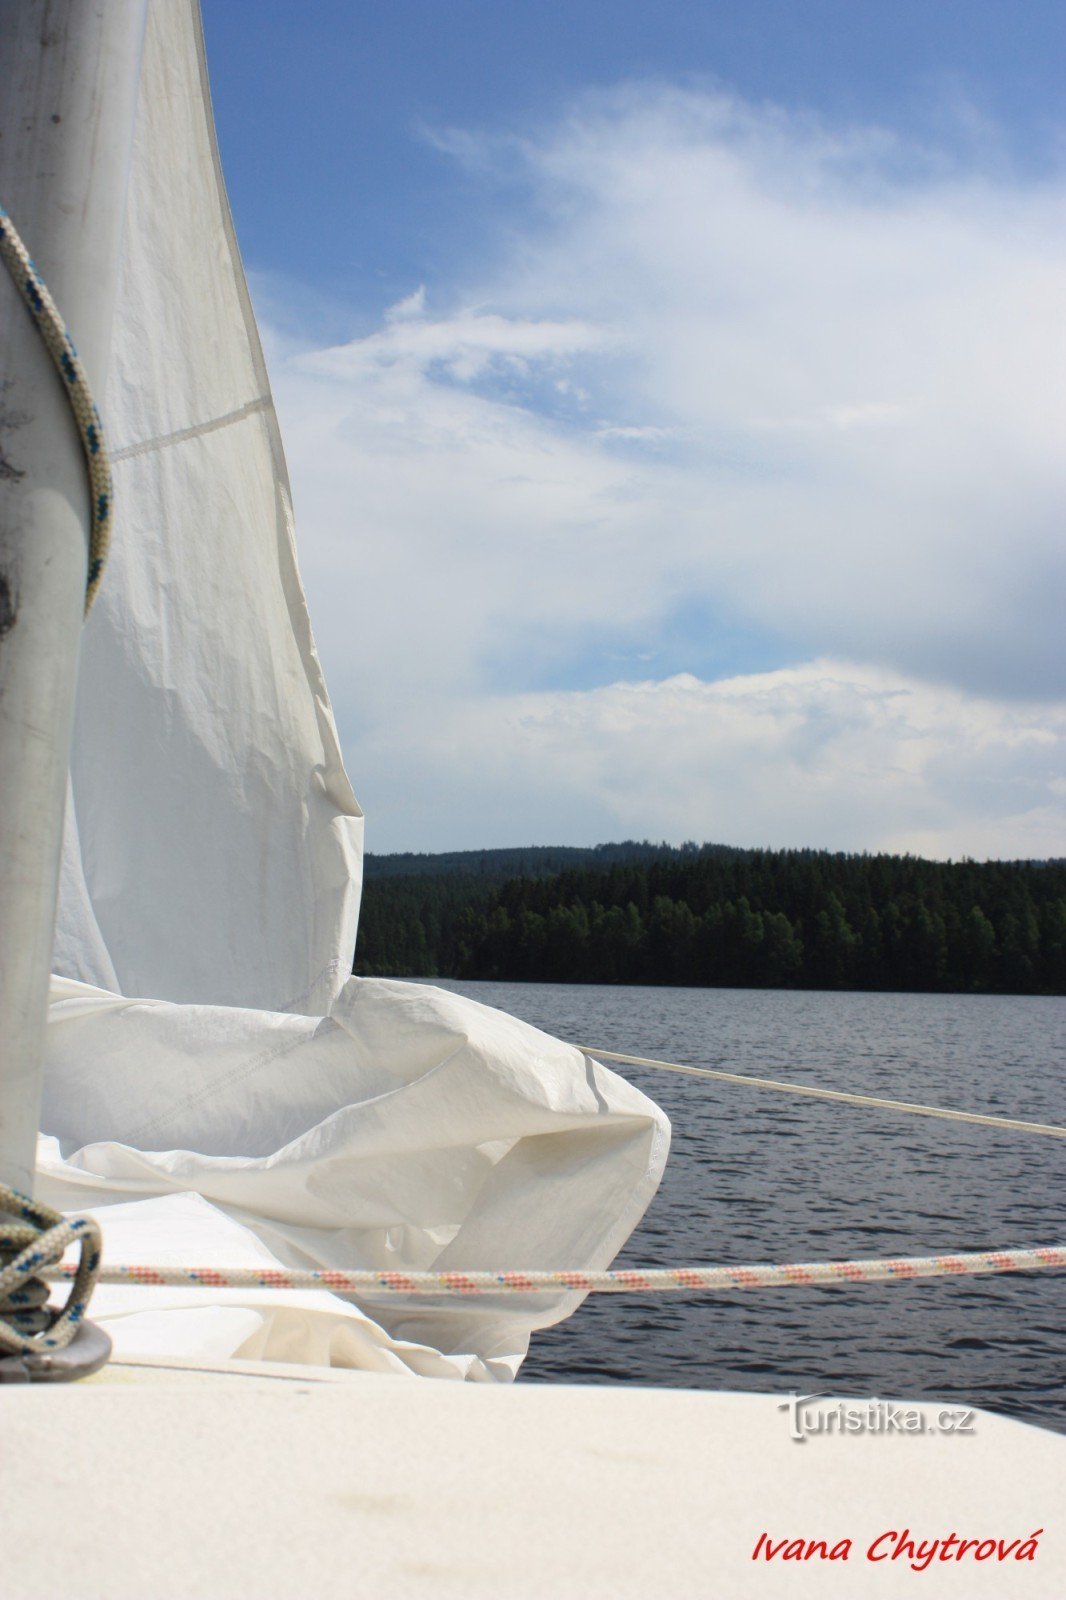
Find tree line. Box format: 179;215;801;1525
354;845;1066;995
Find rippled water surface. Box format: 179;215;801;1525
432;981;1065;1432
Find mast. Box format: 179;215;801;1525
0;0;147;1193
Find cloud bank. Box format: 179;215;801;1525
353;661;1064;861
263;84;1066;856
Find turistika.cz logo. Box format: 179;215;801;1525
780;1392;975;1442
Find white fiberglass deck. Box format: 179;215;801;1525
3;1363;1062;1599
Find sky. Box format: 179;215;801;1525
200;1;1066;859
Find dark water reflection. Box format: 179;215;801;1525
433;981;1065;1433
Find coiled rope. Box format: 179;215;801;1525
577;1046;1066;1140
45;1245;1066;1296
0;1184;103;1357
0;207;112;1368
0;203;112;613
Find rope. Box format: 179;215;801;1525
45;1245;1066;1297
578;1046;1066;1140
0;1184;103;1357
0;203;112;614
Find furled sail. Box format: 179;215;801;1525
38;0;669;1379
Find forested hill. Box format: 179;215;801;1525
364;840;744;880
354;845;1066;995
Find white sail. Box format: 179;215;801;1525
38;0;669;1380
53;0;362;1015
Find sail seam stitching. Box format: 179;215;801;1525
112;395;271;462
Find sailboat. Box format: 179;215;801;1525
2;4;1062;1595
2;0;669;1385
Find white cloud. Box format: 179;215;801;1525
263;84;1066;855
354;661;1066;858
388;285;427;321
308;298;608;385
486;85;1066;699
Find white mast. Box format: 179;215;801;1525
0;0;147;1193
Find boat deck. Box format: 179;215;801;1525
3;1359;1062;1597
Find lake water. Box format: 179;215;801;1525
431;980;1065;1433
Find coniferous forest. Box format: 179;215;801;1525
354;843;1066;995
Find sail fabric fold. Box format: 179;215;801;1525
38;976;667;1380
42;0;669;1379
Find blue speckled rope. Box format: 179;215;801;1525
0;202;113;614
0;1183;103;1357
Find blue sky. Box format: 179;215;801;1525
205;0;1066;305
199;1;1066;858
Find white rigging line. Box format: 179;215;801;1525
576;1047;1066;1140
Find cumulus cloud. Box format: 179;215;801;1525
349;660;1065;858
483;85;1066;699
263;83;1066;856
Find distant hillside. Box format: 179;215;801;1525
355;843;1066;995
364;840;743;880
